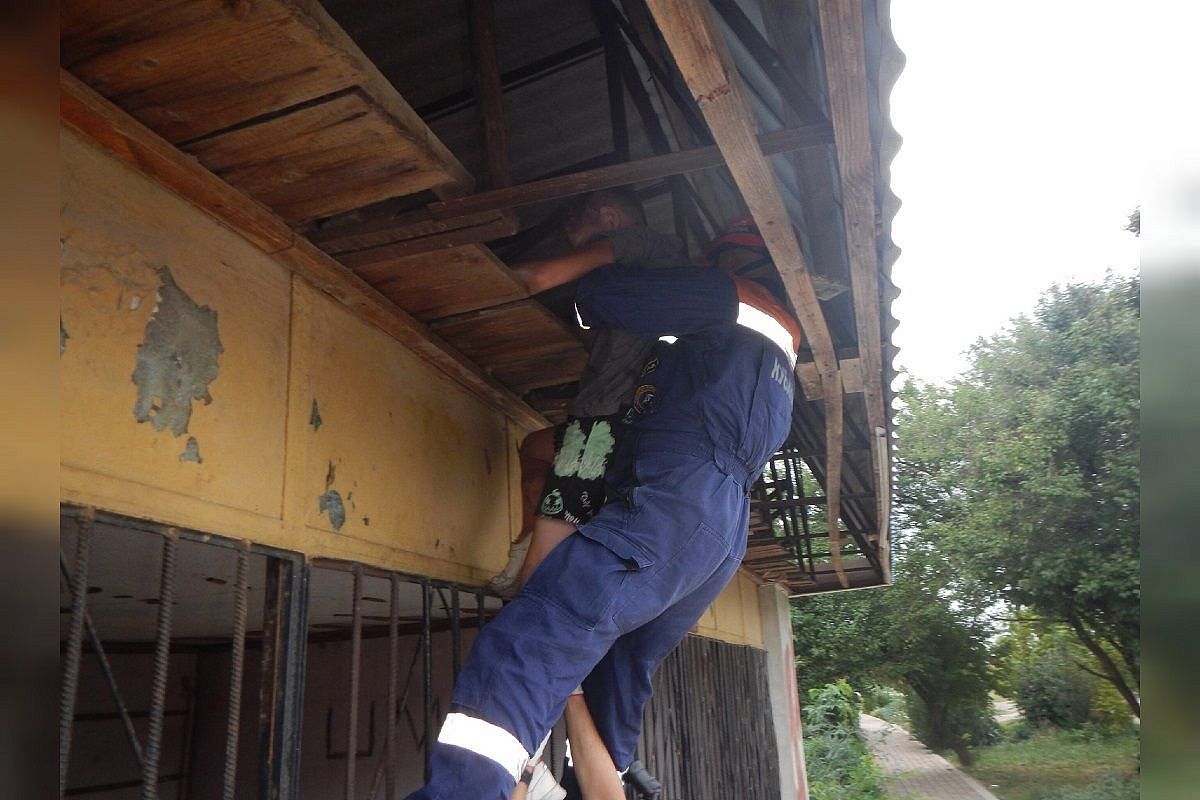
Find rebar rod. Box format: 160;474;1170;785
60;552;145;770
421;582;433;781
386;574;399;800
142;530;179;800
221;545;250;800
59;508;94;798
346;565;364;800
450;590;461;679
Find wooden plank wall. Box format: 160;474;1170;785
635;636;781;800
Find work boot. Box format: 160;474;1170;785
623;760;662;800
486;534;530;597
526;761;566;800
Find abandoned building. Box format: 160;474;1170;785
58;0;901;798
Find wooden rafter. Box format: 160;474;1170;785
467;0;512;190
427;123;832;219
815;0;890;565
60;69;547;432
643;0;848;586
306;123;829;259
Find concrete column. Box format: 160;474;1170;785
758;582;808;800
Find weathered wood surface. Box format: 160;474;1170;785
61;69;546;431
468;0;512;190
61;0;471;197
351;244;529;322
310;206;516;255
644;0;848;585
429;301;587;368
816;0;889;544
183;91;448;225
489;348;591;395
425;124;834;220
312;122;828;259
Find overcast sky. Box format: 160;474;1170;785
885;1;1142;384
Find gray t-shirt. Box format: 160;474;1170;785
570;225;687;417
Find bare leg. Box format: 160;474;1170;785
519;427;556;537
517;517;576;586
489;427;556;593
565;695;625;800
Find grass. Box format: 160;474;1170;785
954;725;1139;800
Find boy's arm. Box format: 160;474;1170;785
512;240;616;294
564;695;627;800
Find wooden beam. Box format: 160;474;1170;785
760;0;857;342
610;0;712;143
815;0;889;552
310;125;827;258
618;0;742;230
596;0;631;160
426;123;832;219
708;0;825;125
467;0;512;189
60;68;546;432
598;0;709;244
643;0;848;587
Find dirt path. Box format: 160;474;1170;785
860;714;1001;800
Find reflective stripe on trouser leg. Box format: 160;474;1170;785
435;712;529;781
411;456;746;800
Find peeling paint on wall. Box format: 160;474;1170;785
318;490;345;531
179;437;203;463
131;266;223;436
319;460;346;531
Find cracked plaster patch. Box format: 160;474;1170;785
131;267;223;437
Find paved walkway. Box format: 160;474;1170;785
860;714;1000;800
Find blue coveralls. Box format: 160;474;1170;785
406;264;797;800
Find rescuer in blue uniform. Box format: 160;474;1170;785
406;238;801;800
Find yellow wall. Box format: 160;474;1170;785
58;127;762;646
693;570;765;648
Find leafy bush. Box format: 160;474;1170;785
1015;647;1093;729
905;685;998;755
869;689;910;729
1086;681;1135;737
802;682;885;800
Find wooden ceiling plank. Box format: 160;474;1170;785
357;244;528;321
62;0;473;199
311;208;514;255
62;0;363;143
287;0;475;199
60;68;546;431
183;92;448;225
643;0;849;587
337;214;520;265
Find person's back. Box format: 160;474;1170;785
407;216;801;800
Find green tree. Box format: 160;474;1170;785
793;538;995;764
900;274;1141;715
